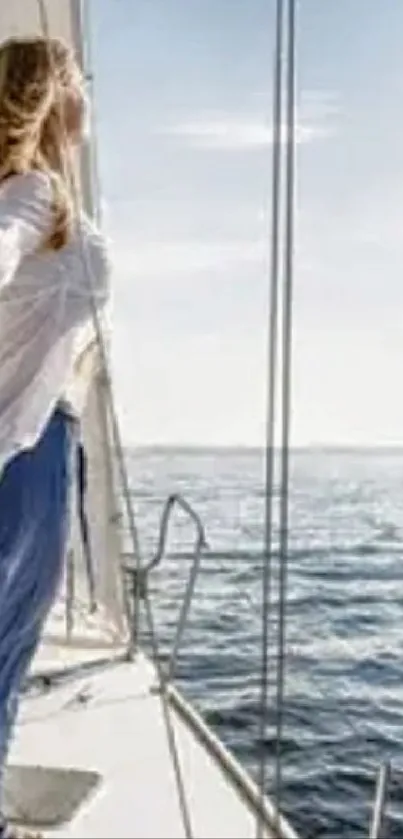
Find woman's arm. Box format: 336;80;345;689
0;171;52;286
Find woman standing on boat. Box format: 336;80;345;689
0;36;108;838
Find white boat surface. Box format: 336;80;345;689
7;645;296;838
0;2;298;837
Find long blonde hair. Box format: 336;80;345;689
0;36;83;250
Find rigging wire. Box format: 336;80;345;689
35;1;194;835
274;0;296;826
256;0;285;836
257;0;296;835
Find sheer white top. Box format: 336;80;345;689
0;170;109;476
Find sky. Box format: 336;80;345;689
89;0;403;448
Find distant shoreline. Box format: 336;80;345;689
126;444;403;456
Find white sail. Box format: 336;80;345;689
0;2;75;42
0;0;128;661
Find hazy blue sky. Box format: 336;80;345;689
90;1;403;447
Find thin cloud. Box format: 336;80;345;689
160;118;331;150
110;238;266;279
159;91;338;151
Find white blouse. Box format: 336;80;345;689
0;169;109;476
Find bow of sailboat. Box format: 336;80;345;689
0;1;299;837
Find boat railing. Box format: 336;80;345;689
369;761;390;839
123;492;208;681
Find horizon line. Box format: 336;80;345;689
125;442;403;453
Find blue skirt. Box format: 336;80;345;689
0;407;75;795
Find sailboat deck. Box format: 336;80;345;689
7;653;287;839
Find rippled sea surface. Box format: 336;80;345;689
127;447;403;839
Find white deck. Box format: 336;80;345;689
6;653;294;839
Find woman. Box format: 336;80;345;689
0;36;109;837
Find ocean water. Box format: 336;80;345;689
127;447;403;839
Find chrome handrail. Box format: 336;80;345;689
124;493;208;681
370;761;390;839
